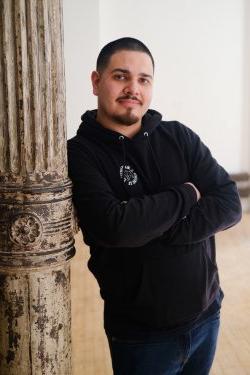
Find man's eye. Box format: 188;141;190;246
114;74;126;80
139;78;149;85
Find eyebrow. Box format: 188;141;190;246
111;68;153;80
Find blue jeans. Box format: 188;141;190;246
107;310;220;375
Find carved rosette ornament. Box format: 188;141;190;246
0;0;74;374
0;182;75;267
9;214;42;246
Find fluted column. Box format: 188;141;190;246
0;1;75;374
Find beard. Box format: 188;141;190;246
111;109;140;126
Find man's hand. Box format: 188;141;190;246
185;182;201;201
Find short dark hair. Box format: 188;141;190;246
96;37;154;72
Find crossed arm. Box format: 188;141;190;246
68;131;241;248
68;142;198;247
162;129;242;245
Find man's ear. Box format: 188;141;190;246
91;71;100;96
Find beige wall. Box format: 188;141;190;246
64;0;250;173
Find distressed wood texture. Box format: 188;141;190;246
0;0;75;374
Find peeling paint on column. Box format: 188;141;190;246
0;0;75;374
50;323;63;342
29;266;72;374
5;291;24;359
0;274;31;373
54;270;67;288
0;265;73;374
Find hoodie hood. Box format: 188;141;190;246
76;109;163;189
77;109;162;142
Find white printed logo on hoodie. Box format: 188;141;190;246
120;165;138;186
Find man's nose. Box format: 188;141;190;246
123;80;139;96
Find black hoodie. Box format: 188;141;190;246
67;109;242;338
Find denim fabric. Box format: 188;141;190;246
107;310;220;375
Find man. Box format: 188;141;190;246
68;37;242;375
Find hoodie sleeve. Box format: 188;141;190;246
67;140;197;248
163;124;242;245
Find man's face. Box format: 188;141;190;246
91;50;154;128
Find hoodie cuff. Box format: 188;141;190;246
179;183;198;211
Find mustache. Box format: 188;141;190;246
117;94;141;103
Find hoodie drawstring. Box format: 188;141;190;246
118;132;163;188
119;135;126;182
143;132;163;187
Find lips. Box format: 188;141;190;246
119;99;140;105
117;96;142;106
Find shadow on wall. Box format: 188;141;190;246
242;0;250;171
